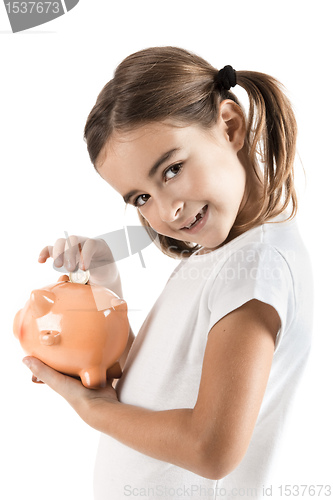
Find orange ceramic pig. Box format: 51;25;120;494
13;274;130;388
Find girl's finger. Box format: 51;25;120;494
52;238;67;268
63;234;80;271
22;357;83;405
79;239;97;270
38;245;53;263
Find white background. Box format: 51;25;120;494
1;1;332;499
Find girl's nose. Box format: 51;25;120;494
159;200;183;223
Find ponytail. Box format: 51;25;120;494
235;71;298;224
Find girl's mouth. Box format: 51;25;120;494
181;205;208;234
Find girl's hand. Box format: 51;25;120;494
38;235;121;293
22;356;119;428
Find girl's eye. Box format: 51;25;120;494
164;163;182;181
133;163;183;208
133;194;150;207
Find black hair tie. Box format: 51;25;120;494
215;65;237;91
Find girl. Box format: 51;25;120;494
24;47;313;499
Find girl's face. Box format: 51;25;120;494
96;110;262;252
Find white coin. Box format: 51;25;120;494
69;269;90;284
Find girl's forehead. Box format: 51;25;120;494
97;120;218;171
113;121;181;142
97;122;188;170
110;122;187;151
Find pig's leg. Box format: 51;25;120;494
79;367;107;389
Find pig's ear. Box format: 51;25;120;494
57;275;69;283
111;297;127;311
30;289;56;317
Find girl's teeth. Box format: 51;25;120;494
182;206;207;230
185;217;197;229
184;207;206;229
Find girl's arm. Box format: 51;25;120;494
23;298;280;480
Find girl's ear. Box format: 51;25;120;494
219;100;246;152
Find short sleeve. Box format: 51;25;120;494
207;243;295;350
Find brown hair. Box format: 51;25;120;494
84;46;298;258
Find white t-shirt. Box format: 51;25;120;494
94;212;313;500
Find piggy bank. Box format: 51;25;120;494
13;274;130;388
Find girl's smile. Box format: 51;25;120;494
179;204;209;233
96;103;264;252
